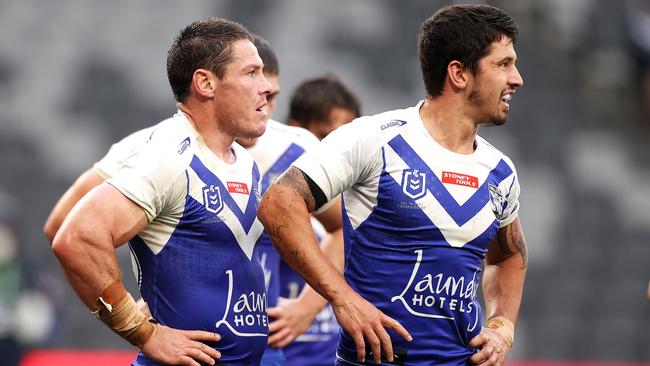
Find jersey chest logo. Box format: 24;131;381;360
401;169;427;200
203;185;224;214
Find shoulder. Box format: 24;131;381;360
128;113;197;174
325;103;420;151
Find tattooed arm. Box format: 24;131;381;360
484;217;528;323
267;197;344;348
469;217;528;365
258;167;411;364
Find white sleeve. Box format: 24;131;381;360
106;141;188;223
297;129;321;153
93;127;154;179
498;162;520;228
292;117;378;201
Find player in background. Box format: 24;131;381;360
51;18;273;365
268;75;361;366
258;4;527;365
286;74;360;140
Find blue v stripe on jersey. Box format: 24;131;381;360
260;143;305;193
190;156;260;233
387;135;512;226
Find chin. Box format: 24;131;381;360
256;119;268;136
489;112;508;126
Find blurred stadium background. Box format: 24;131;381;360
0;0;648;364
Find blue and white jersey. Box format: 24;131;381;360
245;119;320;309
293;101;520;365
280;219;339;366
107;112;267;365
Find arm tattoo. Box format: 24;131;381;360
496;219;528;269
275;167;318;211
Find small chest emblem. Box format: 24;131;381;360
203;184;224;214
401;169;427;200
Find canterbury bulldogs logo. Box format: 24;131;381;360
401;169;427;200
488;183;506;219
203;184;224;214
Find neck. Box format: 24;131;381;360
419;97;478;154
178;103;236;163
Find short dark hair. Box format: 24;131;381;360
289;74;360;126
254;36;279;76
167;17;254;102
418;4;518;98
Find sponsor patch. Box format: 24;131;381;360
227;182;250;194
177;137;191;154
442;171;479;188
381;119;407;130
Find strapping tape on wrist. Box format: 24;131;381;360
486;316;515;348
93;281;154;347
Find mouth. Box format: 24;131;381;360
500;91;514;109
255;102;268;116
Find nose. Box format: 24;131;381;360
510;66;524;88
260;74;273;95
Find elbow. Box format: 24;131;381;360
51;232;67;261
257;193;277;229
43;220;58;244
51;226;76;264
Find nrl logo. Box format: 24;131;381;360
488;183;506;218
401;169;427;200
203;184;224;214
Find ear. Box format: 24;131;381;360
191;69;216;98
447;60;469;91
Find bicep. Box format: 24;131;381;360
64;183;148;248
486;217;528;268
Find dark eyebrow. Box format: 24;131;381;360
495;56;515;64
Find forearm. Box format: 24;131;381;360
52;184;147;310
482;255;525;325
53;221;122;310
259;187;351;304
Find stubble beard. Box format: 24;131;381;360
468;88;508;127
